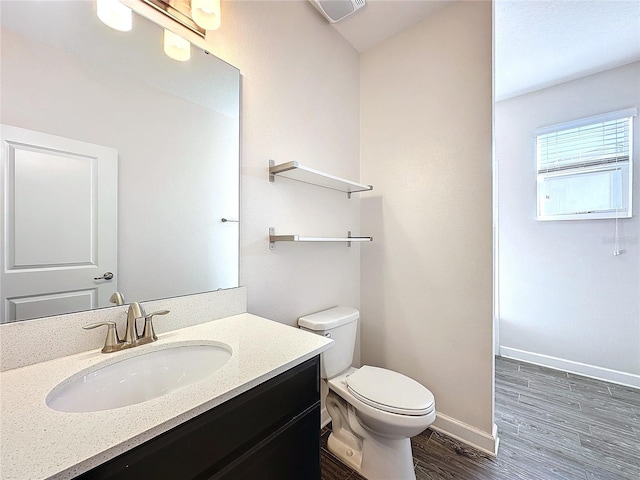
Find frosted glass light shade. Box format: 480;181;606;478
191;0;221;30
163;29;191;61
96;0;132;32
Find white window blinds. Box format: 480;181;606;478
536;108;635;173
535;108;636;221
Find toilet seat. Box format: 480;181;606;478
346;366;435;416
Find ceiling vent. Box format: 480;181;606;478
309;0;366;24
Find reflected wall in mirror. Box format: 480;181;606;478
0;0;240;323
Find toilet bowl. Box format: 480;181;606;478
298;307;436;480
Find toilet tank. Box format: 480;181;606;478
298;307;359;379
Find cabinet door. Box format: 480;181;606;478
212;405;321;480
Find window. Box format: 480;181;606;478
536;108;636;221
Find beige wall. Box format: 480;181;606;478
206;0;496;446
206;1;362;329
360;0;495;443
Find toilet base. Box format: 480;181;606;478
327;429;416;480
327;430;363;471
326;390;417;480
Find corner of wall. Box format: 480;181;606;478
432;413;500;457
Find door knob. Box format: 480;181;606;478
94;272;114;280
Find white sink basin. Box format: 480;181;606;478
46;344;232;413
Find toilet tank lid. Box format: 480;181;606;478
298;307;359;330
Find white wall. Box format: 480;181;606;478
206;1;362;329
360;1;495;451
496;62;640;387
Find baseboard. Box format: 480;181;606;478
431;413;499;457
500;346;640;389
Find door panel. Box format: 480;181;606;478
1;124;117;323
7;290;96;322
9;144;95;267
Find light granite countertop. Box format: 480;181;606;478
0;313;333;480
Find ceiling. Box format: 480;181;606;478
494;0;640;100
329;0;452;52
323;0;640;101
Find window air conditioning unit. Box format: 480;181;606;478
309;0;366;23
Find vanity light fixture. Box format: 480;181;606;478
191;0;221;31
163;28;191;61
96;0;133;32
97;0;216;62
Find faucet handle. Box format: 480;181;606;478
140;310;170;343
83;321;123;353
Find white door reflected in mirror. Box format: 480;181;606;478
0;125;118;323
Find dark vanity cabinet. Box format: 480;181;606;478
78;356;321;480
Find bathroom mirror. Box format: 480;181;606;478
0;1;239;323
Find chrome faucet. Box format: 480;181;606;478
124;302;144;345
83;302;170;353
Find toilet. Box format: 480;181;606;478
298;307;435;480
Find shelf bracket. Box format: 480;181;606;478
269;227;276;250
269;159;276;182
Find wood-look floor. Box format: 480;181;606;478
321;356;640;479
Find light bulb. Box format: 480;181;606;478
163;29;191;61
96;0;133;32
191;0;221;31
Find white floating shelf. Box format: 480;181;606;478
269;160;373;198
269;228;373;250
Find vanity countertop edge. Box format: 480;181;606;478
0;313;333;480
